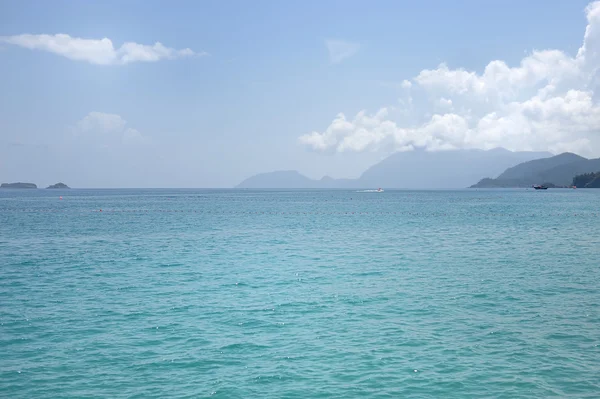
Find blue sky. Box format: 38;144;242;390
0;0;598;187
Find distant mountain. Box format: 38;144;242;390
471;153;600;187
495;153;586;180
538;158;600;185
236;171;320;189
236;148;551;189
1;182;37;189
357;148;551;189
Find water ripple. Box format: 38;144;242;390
1;189;600;398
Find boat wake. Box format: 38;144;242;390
356;189;384;193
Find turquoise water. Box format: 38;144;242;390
1;189;600;398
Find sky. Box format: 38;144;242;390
0;0;599;187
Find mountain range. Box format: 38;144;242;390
237;148;552;189
470;153;600;187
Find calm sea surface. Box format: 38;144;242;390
1;188;599;398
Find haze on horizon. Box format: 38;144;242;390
1;0;600;188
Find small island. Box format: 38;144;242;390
0;182;37;189
47;182;70;189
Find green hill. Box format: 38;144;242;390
471;153;600;188
495;153;586;181
573;172;600;188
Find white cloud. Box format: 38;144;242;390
299;109;469;153
77;112;127;132
301;1;600;157
0;34;203;65
75;112;147;145
401;80;412;89
325;39;360;64
437;97;453;109
122;128;146;144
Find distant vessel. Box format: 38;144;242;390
356;188;384;193
533;185;548;190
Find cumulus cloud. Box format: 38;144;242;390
0;34;203;65
325;39;360;64
123;128;143;142
437;97;453;109
77;112;127;132
301;1;600;156
75;112;147;145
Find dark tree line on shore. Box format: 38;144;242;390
573;172;600;188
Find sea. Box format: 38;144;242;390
1;188;599;398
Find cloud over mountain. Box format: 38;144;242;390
301;1;600;157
